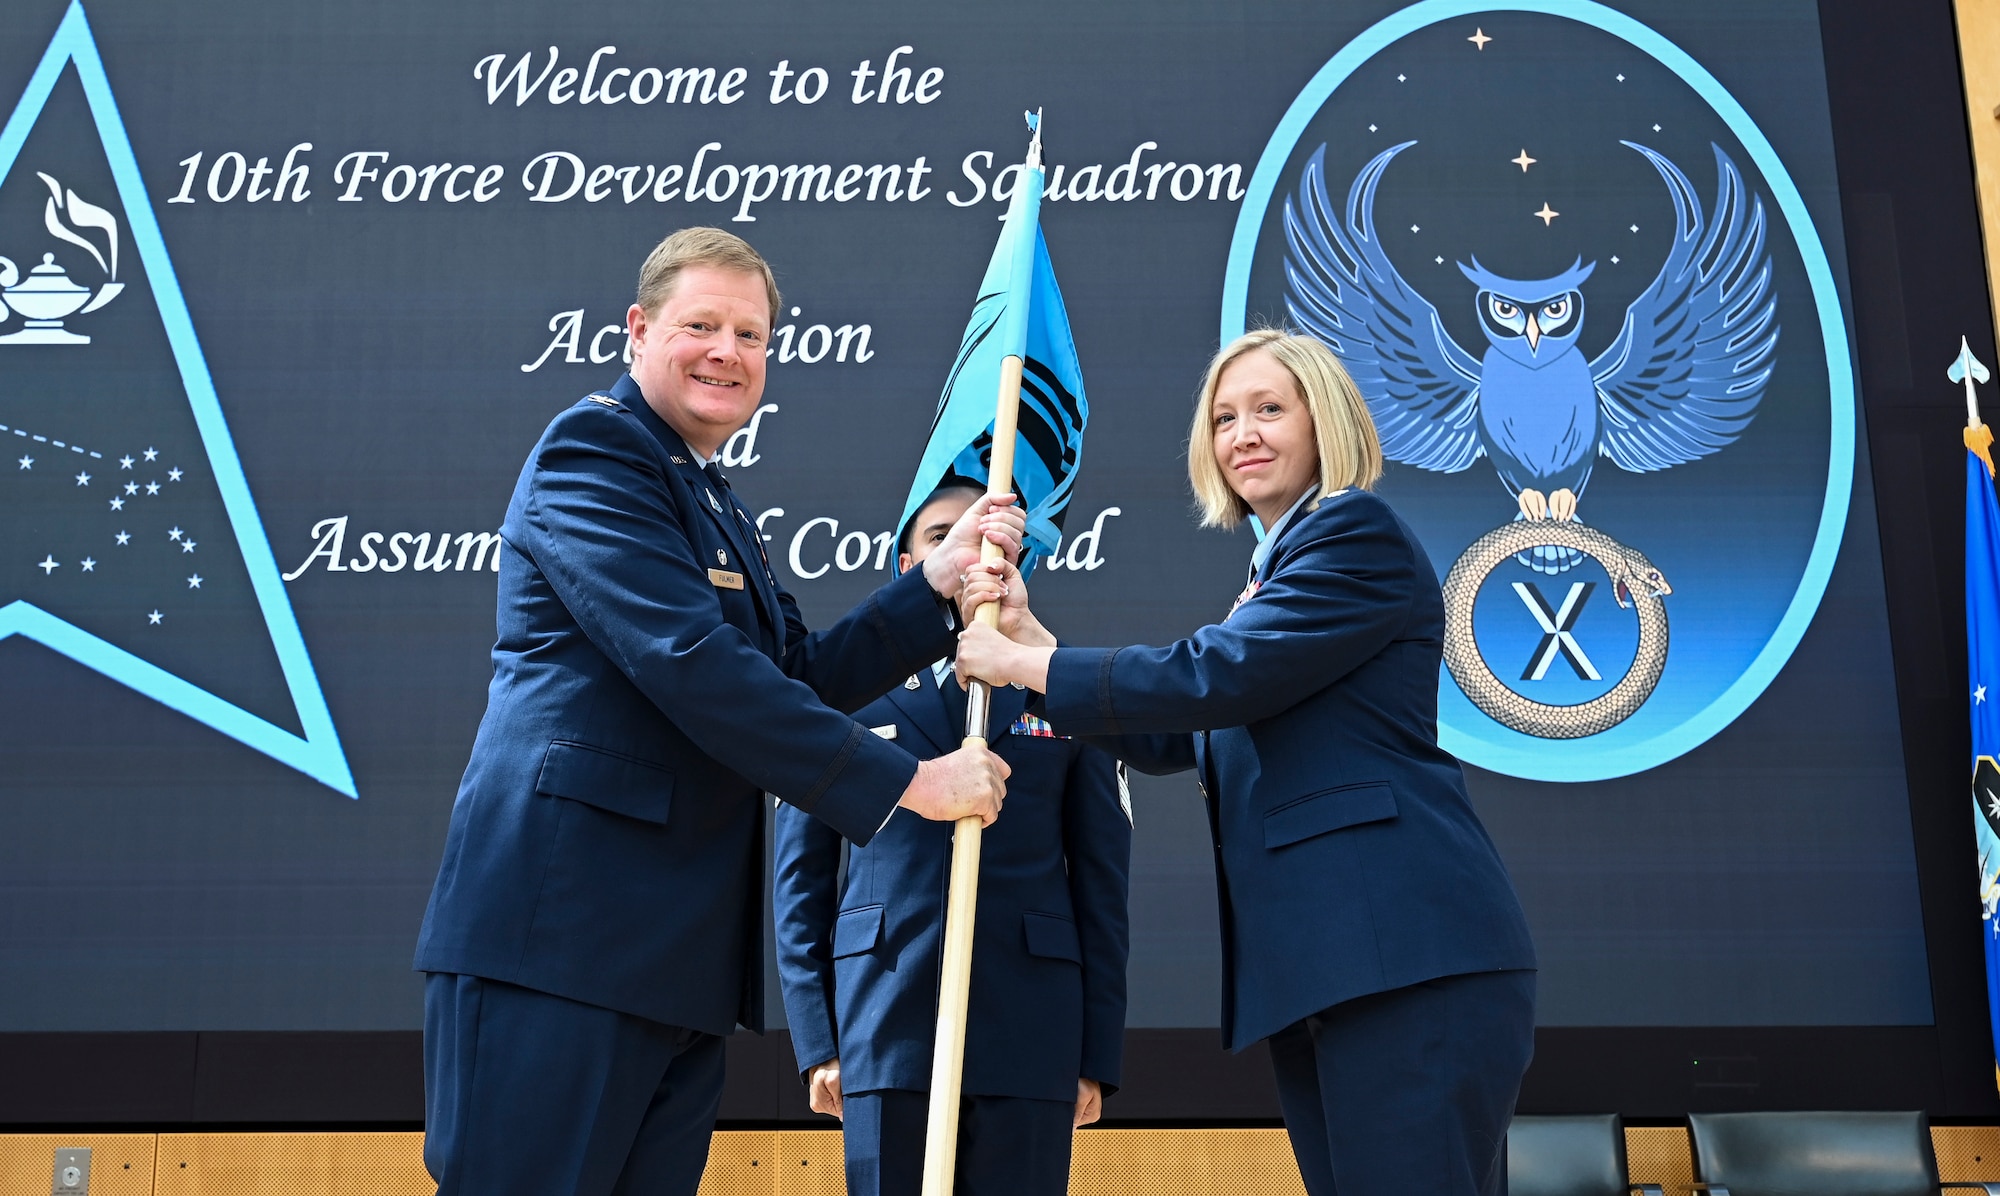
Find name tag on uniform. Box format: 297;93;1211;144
869;724;898;739
708;567;745;590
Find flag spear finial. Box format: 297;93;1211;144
1953;336;1991;428
1024;108;1043;170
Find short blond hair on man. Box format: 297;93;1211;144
1187;329;1384;529
636;227;782;320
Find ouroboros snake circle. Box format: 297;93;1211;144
1441;521;1673;740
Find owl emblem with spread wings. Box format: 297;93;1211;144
1283;140;1778;573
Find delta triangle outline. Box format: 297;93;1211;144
0;0;355;797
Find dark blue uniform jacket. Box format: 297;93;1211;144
773;673;1131;1103
1041;489;1536;1050
415;374;955;1036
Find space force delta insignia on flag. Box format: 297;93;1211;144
0;2;354;796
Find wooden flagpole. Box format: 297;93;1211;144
919;118;1041;1196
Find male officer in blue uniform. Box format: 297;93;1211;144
773;482;1132;1196
414;228;1023;1196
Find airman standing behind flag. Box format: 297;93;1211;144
774;484;1131;1196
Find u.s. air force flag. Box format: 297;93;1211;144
899;119;1086;575
1958;339;2000;1091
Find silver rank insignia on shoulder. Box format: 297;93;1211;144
671;455;689;465
707;490;723;513
586;395;618;408
904;674;922;690
716;549;728;565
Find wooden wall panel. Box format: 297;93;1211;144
696;1131;845;1196
0;1134;156;1196
698;1131;777;1196
154;1132;431;1196
0;1124;1989;1192
1957;0;2000;342
1934;1124;2000;1182
1625;1126;1693;1193
1068;1128;1305;1196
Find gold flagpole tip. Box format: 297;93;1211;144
1969;423;1996;478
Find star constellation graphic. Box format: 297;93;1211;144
6;421;207;615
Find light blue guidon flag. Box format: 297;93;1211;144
899;127;1087;576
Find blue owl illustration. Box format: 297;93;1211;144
1283;140;1778;572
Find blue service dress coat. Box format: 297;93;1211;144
414;373;957;1036
773;673;1131;1102
1040;488;1536;1050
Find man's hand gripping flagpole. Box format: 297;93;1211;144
921;113;1045;1196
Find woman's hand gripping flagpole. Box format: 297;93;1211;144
920;112;1045;1196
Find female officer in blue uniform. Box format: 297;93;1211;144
774;483;1132;1196
956;330;1537;1196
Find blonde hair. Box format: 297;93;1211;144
1187;330;1384;528
636;226;781;320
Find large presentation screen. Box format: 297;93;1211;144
0;0;1929;1035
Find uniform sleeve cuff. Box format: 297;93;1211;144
875;566;959;672
1044;647;1117;733
803;728;917;846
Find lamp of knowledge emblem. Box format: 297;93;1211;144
0;171;122;343
1223;0;1856;781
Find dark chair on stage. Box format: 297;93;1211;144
1508;1113;1663;1196
1687;1111;2000;1196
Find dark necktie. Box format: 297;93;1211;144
936;661;970;739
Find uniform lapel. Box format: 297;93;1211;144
708;475;786;647
617;374;785;650
1256;488;1347;585
686;465;755;595
885;666;954;754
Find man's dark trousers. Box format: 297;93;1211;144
423;974;724;1196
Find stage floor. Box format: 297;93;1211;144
3;1125;1998;1194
